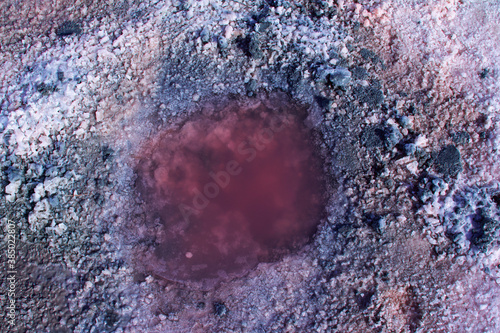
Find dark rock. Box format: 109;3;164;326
217;36;228;49
30;163;45;178
46;166;64;177
444;187;500;255
417;176;446;204
314;95;331;110
236;35;251;57
265;0;282;7
470;213;499;252
248;34;263;60
252;5;270;23
493;193;500;207
329;50;340;61
416;148;433;169
361;126;385;148
360;48;380;64
352;66;368;80
371;79;382;89
434;145;462;178
130;10;144;20
200;28;210;43
479;68;490;79
101;145;114;162
325;131;361;177
397;115;411;128
285;63;302;90
56;21;81;37
355;289;375;310
372;161;386;177
450;131;471;145
104;310;119;329
93;193;104;205
36;82;58;96
364;213;386;234
361;125;401;150
175;0;191;11
237;33;265;60
245;79;258;96
317;66;351;88
213;301;228;317
7;167;23;182
57;70;64;81
133;272;146;283
354;85;384;107
257;21;272;33
3;129;13;145
310;0;332;17
384;125;403;149
360;48;375;59
408;104;417;114
352;21;361;32
404;143;417;156
0;114;8;132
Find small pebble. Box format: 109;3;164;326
398;115;411;128
245;79;258;96
317;66;351;87
200;27;210;43
218;36;228;49
248;35;263;60
404;143;417;156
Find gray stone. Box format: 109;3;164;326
470;215;499;252
213;301;228;317
398;115;411;128
352;66;368;80
384;125;402;149
361;125;402;150
364;213;387;234
417;176;446;204
0;114;8;132
245;79;258;96
217;36;228;49
404;143;417;156
200;27;210;43
450;131;471;145
248;35;263;60
317;66;351;88
354;85;384;107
